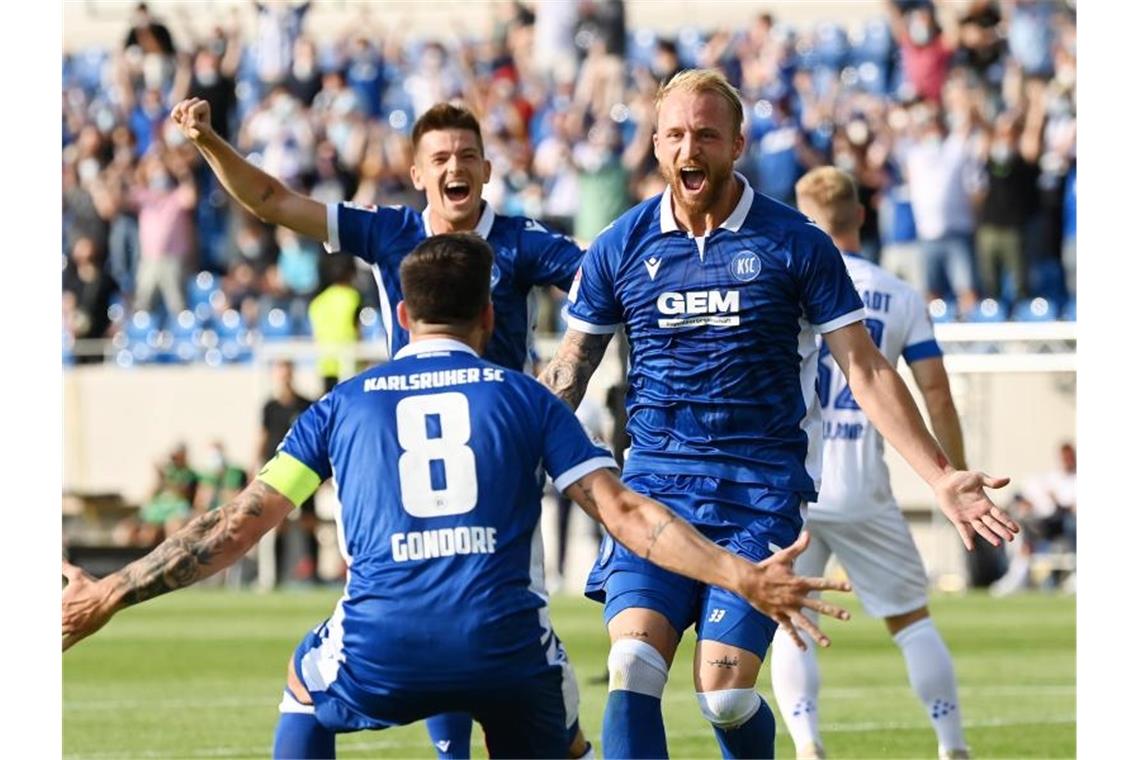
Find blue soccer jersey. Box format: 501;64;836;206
565;174;865;499
324;202;582;370
269;338;615;692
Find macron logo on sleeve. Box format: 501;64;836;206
644;256;662;280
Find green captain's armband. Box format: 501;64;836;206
256;452;322;507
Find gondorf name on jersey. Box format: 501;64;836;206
656;290;740;328
391;526;498;563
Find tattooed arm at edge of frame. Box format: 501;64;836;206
113;481;293;606
538;329;613;410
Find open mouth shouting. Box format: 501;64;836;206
443;178;472;204
678;166;707;195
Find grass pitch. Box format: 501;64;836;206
63;590;1074;759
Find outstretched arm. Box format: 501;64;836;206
566;468;851;650
910;356;966;471
169;98;327;240
823;323;1018;548
62;481;294;650
538;329;613;410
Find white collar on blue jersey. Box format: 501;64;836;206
421;201;497;239
393;337;480;360
659;171;755;235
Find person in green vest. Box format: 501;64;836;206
194;440;248;514
308;255;362;393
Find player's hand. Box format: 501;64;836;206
62;560;117;652
739;530;851;652
170;98;214;144
933;470;1019;550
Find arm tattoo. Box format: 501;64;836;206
258;183;275;204
114;482;271;607
539;330;613;410
643;514;677;562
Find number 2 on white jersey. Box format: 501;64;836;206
395;392;477;517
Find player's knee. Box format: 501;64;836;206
606;638;669;698
696;688;764;729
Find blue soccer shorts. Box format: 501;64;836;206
584;472;804;659
290;622;570;757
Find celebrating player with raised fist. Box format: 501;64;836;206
539;69;1018;759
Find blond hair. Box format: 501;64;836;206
655;69;744;137
795;166;862;235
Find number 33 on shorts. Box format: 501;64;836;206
708;608;727;624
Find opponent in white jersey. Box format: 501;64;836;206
771;167;972;760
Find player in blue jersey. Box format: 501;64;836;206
770;167;973;760
171;96;584;755
63;233;853;759
538;70;1020;759
170;97;581;373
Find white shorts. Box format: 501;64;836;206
798;508;929;619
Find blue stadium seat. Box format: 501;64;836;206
928;298;958;323
188;271;219;308
169;337;202;364
126;338;160;365
125;310;157;341
219;334;253;364
214;309;245;340
1061;299;1076;321
259;307;294;341
63;328;75;366
1012;297;1059;322
169;310;205;339
964;298;1009;323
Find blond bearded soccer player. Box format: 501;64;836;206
170;97;585;758
539;70;1018;759
64;233;852;759
770;167;972;760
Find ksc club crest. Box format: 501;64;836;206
730;251;762;282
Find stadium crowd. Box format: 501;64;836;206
62;0;1077;365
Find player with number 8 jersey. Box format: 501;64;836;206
62;234;852;758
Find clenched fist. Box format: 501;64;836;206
170;98;214;144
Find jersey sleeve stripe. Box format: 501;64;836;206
564;314;621;335
814;307;867;335
256;452;322;507
902;339;943;364
322;203;341;254
552;455;619;492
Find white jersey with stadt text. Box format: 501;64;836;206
812;253;943;520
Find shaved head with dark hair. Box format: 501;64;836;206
399;233;493;327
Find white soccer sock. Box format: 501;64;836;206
770;628;823;752
893;618;967;753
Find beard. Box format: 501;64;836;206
665;158;734;218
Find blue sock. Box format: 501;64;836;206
425;713;473;759
602;690;668;759
712;698;776;760
272;709;336;759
